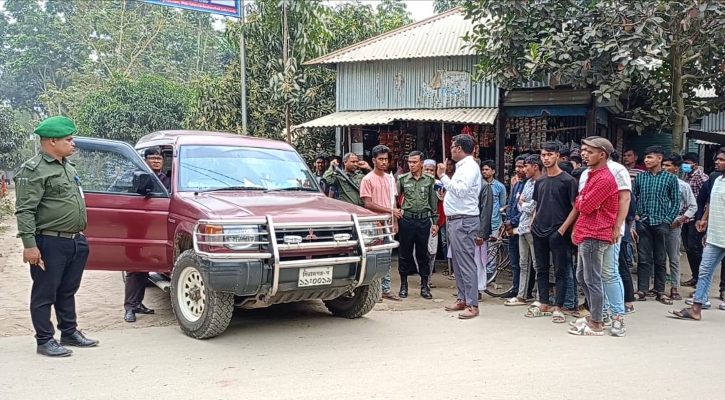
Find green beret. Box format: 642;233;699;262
33;116;77;138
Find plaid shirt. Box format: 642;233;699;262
684;168;708;199
574;166;619;244
633;169;680;225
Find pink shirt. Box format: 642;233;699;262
360;172;396;212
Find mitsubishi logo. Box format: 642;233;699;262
305;228;318;240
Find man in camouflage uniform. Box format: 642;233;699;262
15;116;99;357
323;152;371;206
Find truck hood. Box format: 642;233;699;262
178;191;379;223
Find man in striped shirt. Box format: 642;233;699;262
632;146;680;305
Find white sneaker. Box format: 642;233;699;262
610;316;626;337
684;298;711;308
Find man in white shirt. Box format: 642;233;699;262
437;134;483;319
670;150;725;320
662;154;697;300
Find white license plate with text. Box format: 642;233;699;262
298;266;333;287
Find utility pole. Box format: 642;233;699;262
283;1;291;144
240;0;248;135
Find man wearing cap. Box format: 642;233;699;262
14;116;99;357
576;136;629;336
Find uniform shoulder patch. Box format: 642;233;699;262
21;154;43;171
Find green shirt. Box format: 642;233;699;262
633;169;680;226
323;165;365;206
14;152;88;248
397;172;438;220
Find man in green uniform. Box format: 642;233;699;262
396;150;439;299
323;152;371;206
14;116;99;357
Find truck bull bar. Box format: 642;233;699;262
192;214;398;296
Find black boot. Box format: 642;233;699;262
399;275;408;298
420;277;433;299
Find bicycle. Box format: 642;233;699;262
482;223;513;297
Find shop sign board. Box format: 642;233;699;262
140;0;241;17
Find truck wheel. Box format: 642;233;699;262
170;250;234;339
323;279;381;319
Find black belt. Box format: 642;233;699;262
447;214;477;221
38;230;82;239
403;211;432;219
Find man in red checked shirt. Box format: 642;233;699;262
568;138;619;337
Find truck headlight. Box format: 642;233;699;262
224;225;259;250
359;222;379;245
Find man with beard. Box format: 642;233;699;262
323;152;371;207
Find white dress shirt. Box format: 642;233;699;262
440;155;481;216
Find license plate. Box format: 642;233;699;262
298;266;333;287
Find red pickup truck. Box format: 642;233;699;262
71;130;397;339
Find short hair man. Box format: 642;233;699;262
680;152;709;287
632;146;680;305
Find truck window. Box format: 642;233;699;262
70;147;164;194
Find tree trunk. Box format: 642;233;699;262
671;46;685;154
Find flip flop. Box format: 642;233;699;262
567;324;605;336
504;297;528;306
525;306;553;318
668;308;701;321
552;310;566;323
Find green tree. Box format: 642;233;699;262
462;0;725;152
0;108;30;171
433;0;463;14
376;0;413;31
76;75;191;143
186;0;414;159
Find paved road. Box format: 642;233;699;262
1;301;723;400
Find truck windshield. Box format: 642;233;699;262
178;145;319;192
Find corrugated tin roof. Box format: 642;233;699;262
294;108;498;129
695;86;718;98
304;7;475;65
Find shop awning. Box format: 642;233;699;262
689;129;725;146
295;108;498;129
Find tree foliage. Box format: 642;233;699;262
433;0;464;14
0;108;29;171
462;0;725;152
76;75;191;143
186;0;413;159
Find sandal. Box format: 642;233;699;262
634;291;648;301
567;324;605;336
504;297;528;306
524;306;553;318
670;290;682;301
382;291;402;301
668;308;701;321
656;292;673;305
569;316;589;327
552;310;566;323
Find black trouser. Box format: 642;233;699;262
636;222;669;293
720;260;725;293
124;272;149;310
618;240;635;303
532;231;571;307
398;216;432;277
30;234;89;345
681;221;704;281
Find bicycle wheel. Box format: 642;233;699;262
483;240;513;297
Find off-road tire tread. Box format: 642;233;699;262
324;279;381;319
171;250;234;339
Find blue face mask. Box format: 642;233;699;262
681;163;693;173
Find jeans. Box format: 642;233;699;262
636;222;670;293
517;233;536;299
576;238;608;323
666;225;682;288
564;247;577;310
508;234;521;291
533;231;571;307
617;240;636;303
602;240;625;316
692;244;725;304
681;221;704;281
382;271;392;293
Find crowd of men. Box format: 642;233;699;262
319;135;725;334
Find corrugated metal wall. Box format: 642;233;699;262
335;56;499;111
701;110;725;132
626;133;698;155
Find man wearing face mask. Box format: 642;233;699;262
680;152;709;287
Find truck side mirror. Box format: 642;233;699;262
132;171;155;197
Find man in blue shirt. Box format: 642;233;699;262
481;160;507;277
499;155;529;299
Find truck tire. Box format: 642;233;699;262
323;279;381;319
170;250;234;339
